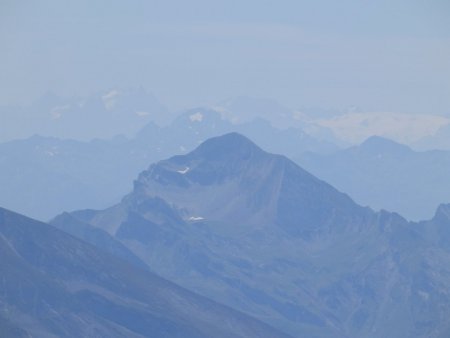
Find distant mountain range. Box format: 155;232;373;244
297;136;450;220
0;87;169;142
0;108;334;221
414;123;450;151
2;89;450;150
0;206;290;338
308;111;450;149
212;96;297;129
51;133;450;337
2;108;450;222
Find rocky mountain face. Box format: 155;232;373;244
53;133;450;337
297;136;450;220
0;206;290;338
132;132;367;237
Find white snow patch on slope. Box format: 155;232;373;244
189;112;203;122
188;216;204;221
211;106;240;124
177;167;190;174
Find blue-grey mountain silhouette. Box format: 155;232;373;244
0;206;291;338
54;133;450;337
297;135;450;220
0;108;332;221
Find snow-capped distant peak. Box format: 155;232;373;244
211;106;241;124
177;167;190;174
189;112;203;122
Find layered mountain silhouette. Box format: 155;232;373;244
0;87;169;142
297;135;450;220
0;134;157;220
53;133;450;337
0;206;290;338
0;109;333;221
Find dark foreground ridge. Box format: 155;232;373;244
0;206;291;338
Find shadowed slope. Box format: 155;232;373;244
0;207;291;338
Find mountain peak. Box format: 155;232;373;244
190;132;264;161
131;133;367;237
358;135;412;154
433;203;450;222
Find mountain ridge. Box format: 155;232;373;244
0;206;292;338
52;133;450;337
131;133;369;238
297;136;450;220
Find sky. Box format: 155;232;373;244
1;0;450;113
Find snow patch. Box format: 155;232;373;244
177;167;190;174
211;106;240;124
189;112;203;122
188;216;204;221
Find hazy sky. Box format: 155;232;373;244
1;0;450;113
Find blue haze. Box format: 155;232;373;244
1;0;449;118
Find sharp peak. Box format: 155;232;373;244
433;203;450;221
